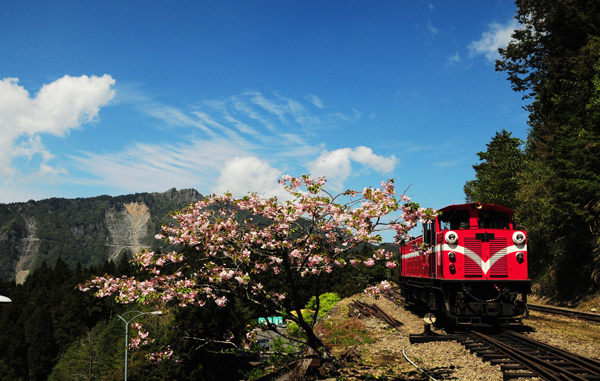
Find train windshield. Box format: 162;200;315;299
439;209;470;230
478;210;509;229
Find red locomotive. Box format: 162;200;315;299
399;202;530;329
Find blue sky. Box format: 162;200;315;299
0;0;527;212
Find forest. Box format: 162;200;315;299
465;0;600;300
0;249;393;380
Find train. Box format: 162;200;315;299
398;202;531;330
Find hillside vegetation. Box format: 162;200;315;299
0;188;201;282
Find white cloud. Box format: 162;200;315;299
307;147;397;191
0;75;115;177
427;21;439;37
0;183;46;203
352;146;397;172
433;160;459;168
213;156;285;198
468;19;520;62
68;92;351;197
147;92;359;149
143;104;215;136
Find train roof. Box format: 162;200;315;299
438;202;514;215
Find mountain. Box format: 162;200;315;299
0;188;202;283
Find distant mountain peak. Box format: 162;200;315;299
154;188;202;203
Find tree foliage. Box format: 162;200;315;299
464;129;525;211
0;255;135;380
469;0;600;297
0;216;398;380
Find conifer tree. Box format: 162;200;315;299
496;0;600;294
464;129;525;211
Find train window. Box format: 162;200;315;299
478;210;509;229
439;209;470;230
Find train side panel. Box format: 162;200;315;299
399;237;431;278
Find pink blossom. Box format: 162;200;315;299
215;296;227;307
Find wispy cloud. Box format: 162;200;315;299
446;51;462;66
427;21;439;37
71;138;249;194
433;160;460;168
67;90;395;198
307;94;324;109
468;19;520;62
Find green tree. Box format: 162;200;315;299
49;315;126;381
464;129;525;211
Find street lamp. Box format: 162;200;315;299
0;296;11;303
118;310;162;381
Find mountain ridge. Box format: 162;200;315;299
0;188;202;282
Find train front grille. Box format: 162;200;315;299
490;238;508;277
464;238;482;277
463;237;508;278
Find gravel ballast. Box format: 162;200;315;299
316;294;600;380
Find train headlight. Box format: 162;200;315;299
448;252;456;262
516;252;524;263
513;231;526;245
449;264;456;274
445;231;458;244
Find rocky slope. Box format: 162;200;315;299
0;188;202;283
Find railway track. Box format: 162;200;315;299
387;287;600;378
460;330;600;380
528;303;600;324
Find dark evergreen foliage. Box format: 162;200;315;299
464;129;526;212
0;189;201;281
0;256;131;380
465;0;600;297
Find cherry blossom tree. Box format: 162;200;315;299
80;175;436;364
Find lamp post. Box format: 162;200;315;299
0;296;11;303
118;310;162;381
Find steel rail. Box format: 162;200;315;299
504;330;600;375
528;303;600;324
466;330;600;381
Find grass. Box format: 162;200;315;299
315;316;374;348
